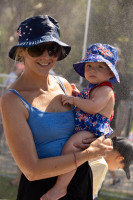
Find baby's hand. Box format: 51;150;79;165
62;94;74;105
71;83;80;97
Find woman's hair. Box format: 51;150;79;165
58;46;66;61
15;47;26;63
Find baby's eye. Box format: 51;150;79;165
87;65;92;68
98;65;103;68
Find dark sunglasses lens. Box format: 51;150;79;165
46;44;60;57
27;45;43;57
27;43;60;57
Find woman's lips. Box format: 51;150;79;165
37;62;50;67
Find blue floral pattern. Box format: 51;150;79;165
73;43;120;83
73;82;113;137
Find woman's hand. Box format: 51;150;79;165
86;136;113;160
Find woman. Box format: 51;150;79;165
1;15;112;200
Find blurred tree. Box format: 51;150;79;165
88;0;133;75
0;0;133;84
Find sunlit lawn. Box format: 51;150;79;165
99;189;133;200
0;176;17;200
0;176;133;200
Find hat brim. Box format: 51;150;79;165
124;165;130;179
73;54;120;83
9;36;71;61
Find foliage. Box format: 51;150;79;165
0;0;133;83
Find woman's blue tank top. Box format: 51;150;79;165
8;76;75;159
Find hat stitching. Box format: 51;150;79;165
17;27;22;37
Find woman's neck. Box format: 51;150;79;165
16;70;52;92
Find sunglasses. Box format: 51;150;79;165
27;43;61;58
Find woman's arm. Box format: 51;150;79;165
1;92;112;181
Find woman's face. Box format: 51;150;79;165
22;43;59;76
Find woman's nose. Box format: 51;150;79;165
41;49;50;58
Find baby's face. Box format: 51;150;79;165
84;62;114;84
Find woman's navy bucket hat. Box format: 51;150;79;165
73;43;120;83
9;15;71;61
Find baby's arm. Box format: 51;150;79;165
62;86;114;114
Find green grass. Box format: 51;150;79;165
0;176;133;200
99;189;133;200
99;196;121;200
0;176;17;200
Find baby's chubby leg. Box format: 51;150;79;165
62;131;95;153
40;131;95;200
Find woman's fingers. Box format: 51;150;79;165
103;138;112;146
82;136;96;144
87;136;113;160
74;142;90;150
92;136;112;149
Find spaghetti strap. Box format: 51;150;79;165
54;76;68;95
8;76;68;111
8;89;30;111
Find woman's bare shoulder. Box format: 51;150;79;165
0;91;26;116
1;91;14;108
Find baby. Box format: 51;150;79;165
41;43;120;200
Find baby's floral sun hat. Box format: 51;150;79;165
73;43;120;83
